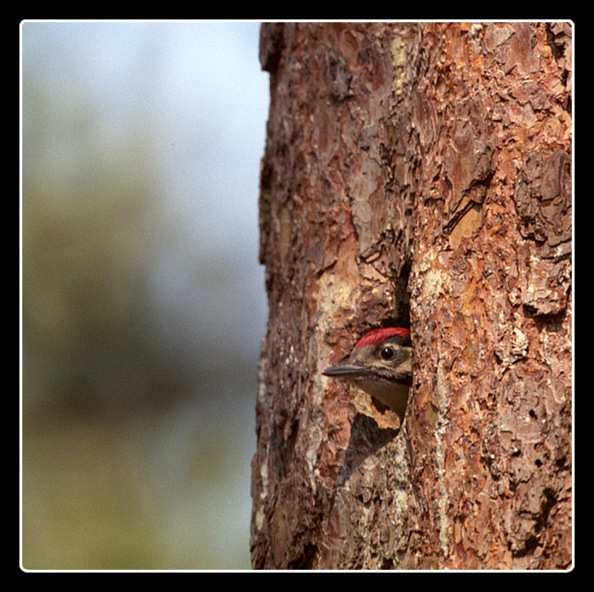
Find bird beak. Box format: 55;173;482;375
323;361;367;378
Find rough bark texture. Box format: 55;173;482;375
251;22;572;570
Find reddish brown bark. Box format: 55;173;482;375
251;22;571;570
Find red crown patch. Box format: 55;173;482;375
355;327;410;348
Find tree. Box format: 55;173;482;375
250;22;572;570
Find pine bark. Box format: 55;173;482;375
251;22;572;570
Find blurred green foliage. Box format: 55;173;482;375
22;418;160;569
22;50;184;417
21;25;255;570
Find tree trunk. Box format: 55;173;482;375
251;22;572;570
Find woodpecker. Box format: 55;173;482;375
323;327;413;420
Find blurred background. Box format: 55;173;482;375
21;21;269;570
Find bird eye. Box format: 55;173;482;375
380;347;394;361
